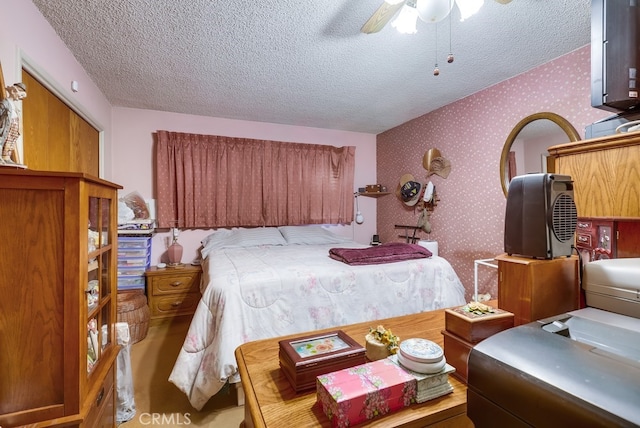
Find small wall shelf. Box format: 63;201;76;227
359;192;390;198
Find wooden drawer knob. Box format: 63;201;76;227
170;281;183;287
171;301;182;307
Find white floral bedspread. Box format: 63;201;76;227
168;243;466;410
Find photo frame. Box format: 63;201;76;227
278;330;366;392
280;330;363;368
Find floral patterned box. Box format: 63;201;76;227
316;358;417;427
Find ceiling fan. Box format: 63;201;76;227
361;0;512;34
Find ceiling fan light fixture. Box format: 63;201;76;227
391;2;419;34
454;0;484;21
416;0;454;23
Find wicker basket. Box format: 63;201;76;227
117;290;150;345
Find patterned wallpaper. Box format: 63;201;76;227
376;46;609;302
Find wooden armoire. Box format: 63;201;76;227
0;169;121;427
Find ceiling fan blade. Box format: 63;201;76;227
361;1;406;34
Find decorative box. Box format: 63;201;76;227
279;330;366;393
441;329;474;384
365;184;382;193
388;354;455;403
397;337;445;374
445;306;514;344
316;358;417;428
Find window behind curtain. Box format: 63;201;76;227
155;131;356;229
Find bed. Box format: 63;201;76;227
168;226;466;410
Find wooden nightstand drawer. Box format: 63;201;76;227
146;265;202;320
150;292;200;318
150;272;200;295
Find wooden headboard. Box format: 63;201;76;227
548;131;640;219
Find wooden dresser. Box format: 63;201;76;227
0;169;121;427
548;130;640;218
146;265;202;321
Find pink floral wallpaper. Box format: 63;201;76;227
376;46;609;302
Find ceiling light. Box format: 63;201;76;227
391;1;419;34
395;0;483;34
416;0;454;23
455;0;484;21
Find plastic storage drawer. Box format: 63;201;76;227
117;276;146;290
118;266;147;277
118;237;151;250
118;255;151;268
118;248;148;258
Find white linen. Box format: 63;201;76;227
168;242;466;410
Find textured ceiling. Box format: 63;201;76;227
32;0;592;134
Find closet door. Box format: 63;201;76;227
21;70;100;175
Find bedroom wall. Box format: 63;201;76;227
377;46;610;302
5;2;614;303
111;108;378;264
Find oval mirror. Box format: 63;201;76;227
500;112;580;196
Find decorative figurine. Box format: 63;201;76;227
0;62;27;167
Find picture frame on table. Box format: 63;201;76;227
278;330;366;392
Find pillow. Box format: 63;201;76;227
278;225;351;245
201;227;287;250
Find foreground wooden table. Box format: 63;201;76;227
235;307;473;428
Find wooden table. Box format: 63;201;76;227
235;308;473;428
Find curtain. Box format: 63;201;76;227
508;151;517;181
155;131;355;228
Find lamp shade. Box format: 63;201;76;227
455;0;484;21
416;0;453;23
391;4;419;34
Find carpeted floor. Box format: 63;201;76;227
118;316;244;427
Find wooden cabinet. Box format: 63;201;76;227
0;169;121;427
146;265;202;320
495;254;579;326
22;70;100;176
548;131;640;218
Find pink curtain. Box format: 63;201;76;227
508;151;517;181
155;131;355;228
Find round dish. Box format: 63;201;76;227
399;338;444;364
397;350;446;374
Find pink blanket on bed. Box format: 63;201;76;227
329;242;432;265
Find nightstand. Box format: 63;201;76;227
146;264;202;321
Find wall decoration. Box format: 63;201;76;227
0;62;27;168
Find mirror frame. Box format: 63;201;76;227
500;112;581;196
